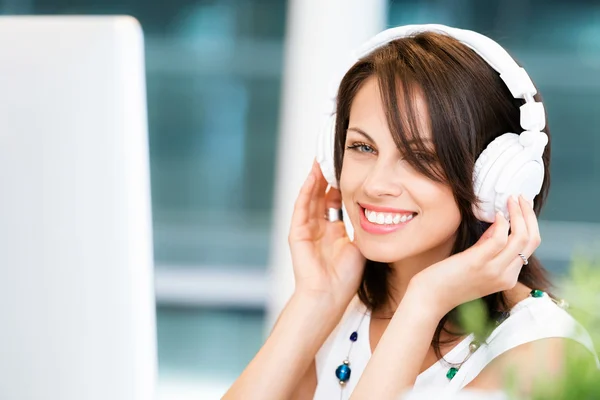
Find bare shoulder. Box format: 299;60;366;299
465;286;598;393
466;337;567;391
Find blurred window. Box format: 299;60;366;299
1;0;287;393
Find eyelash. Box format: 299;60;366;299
346;142;436;163
346;142;375;154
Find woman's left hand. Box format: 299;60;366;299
411;194;541;319
350;195;541;400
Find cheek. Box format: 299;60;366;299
436;202;461;237
439;187;461;223
339;157;363;199
415;181;461;225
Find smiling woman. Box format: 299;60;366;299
332;28;551;330
340;76;460;263
223;24;599;400
316;26;598;399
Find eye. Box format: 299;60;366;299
346;142;376;154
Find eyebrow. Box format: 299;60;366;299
347;127;375;143
346;127;432;145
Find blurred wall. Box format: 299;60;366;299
266;0;387;330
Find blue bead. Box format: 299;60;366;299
349;331;358;342
335;363;351;382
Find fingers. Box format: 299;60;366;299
291;159;334;231
309;160;329;221
493;196;528;265
459;195;542;294
508;195;529;250
290;162;317;228
474;210;509;256
519;195;542;254
473;195;538;261
494;195;541;273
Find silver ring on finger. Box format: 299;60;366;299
325;208;343;222
518;253;529;266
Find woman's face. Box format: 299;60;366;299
339;76;462;264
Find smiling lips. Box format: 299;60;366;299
358;204;417;234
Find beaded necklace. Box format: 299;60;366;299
334;289;568;397
335;311;366;399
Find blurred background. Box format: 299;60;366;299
2;0;599;398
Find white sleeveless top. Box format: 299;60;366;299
314;293;599;399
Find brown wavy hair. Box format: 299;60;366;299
333;31;553;360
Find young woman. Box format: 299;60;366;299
223;25;599;400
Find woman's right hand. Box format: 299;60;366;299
222;160;365;400
288;159;366;311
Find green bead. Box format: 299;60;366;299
446;367;459;380
530;289;544;298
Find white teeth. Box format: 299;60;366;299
364;208;415;226
367;211;377;223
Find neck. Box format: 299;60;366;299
373;237;456;318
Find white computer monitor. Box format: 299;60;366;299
0;16;157;400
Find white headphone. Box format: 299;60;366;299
316;24;548;230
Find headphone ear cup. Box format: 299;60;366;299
473;133;521;222
492;156;543;219
316;114;338;188
473;131;546;223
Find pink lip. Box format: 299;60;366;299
358;202;416;214
358;206;416;235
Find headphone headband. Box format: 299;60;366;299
348;24;546;133
317;24;549;225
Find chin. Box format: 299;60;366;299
354;237;414;264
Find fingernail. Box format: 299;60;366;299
511;195;518;203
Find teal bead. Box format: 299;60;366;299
446;367;459;380
530;289;544;298
335;361;351;383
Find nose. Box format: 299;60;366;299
362;160;403;199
